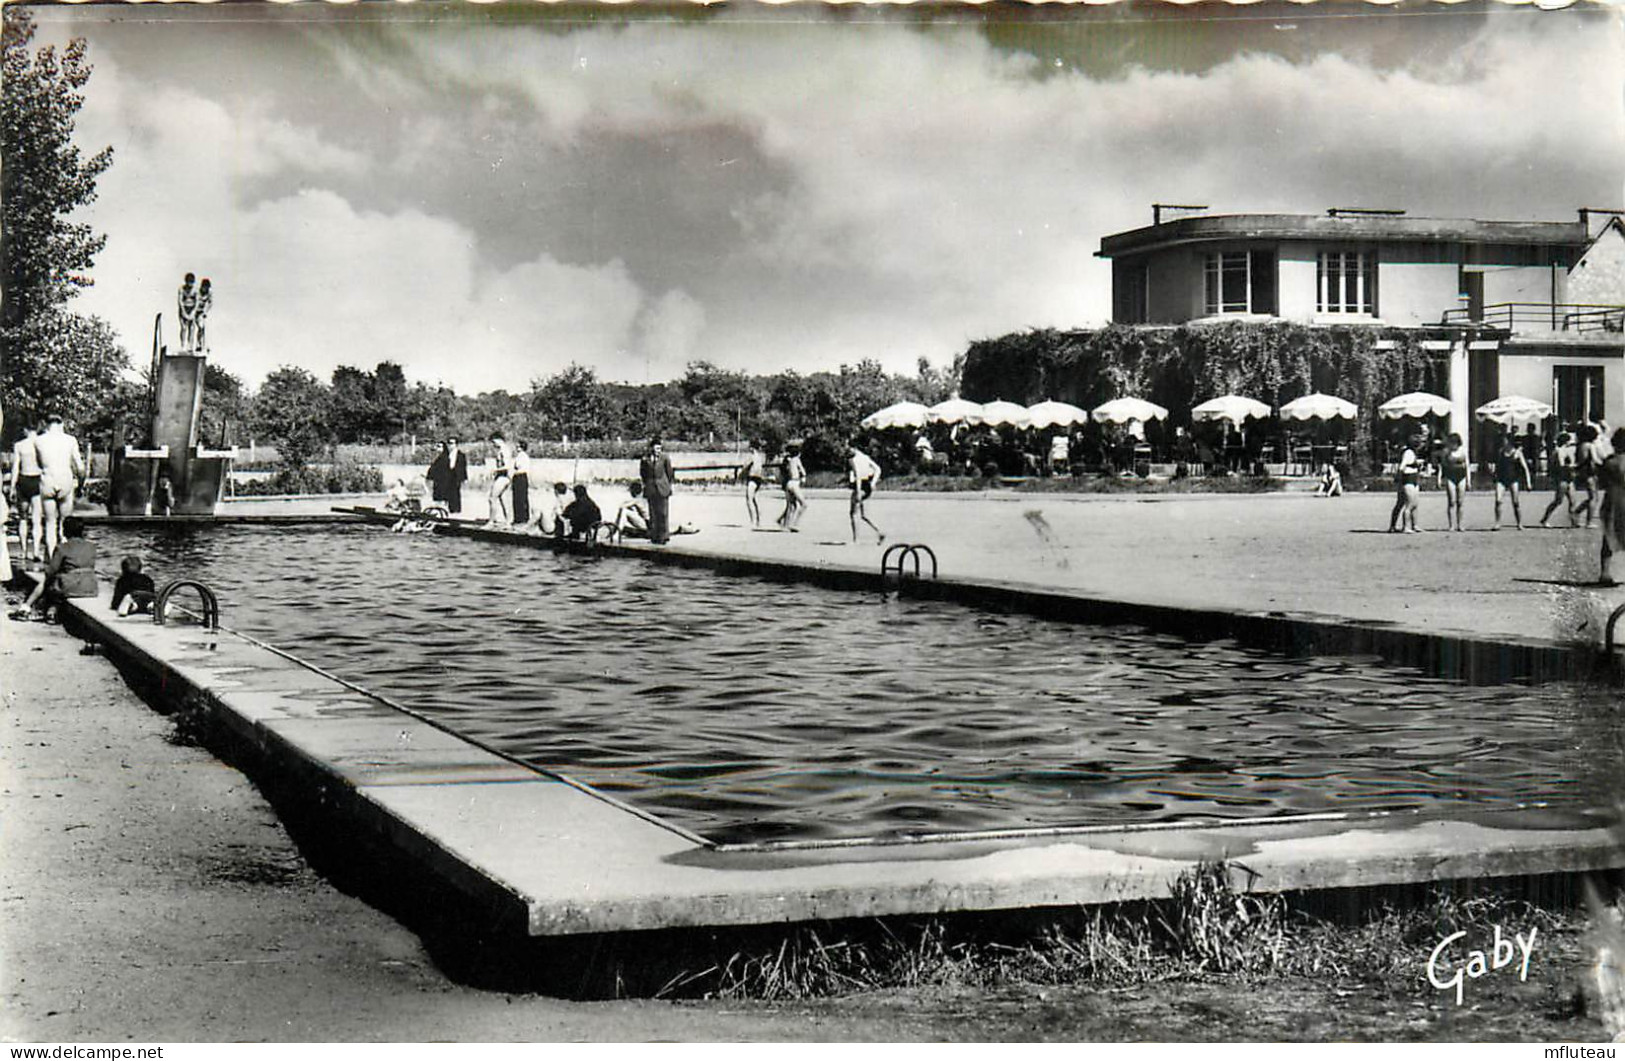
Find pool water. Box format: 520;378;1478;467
95;524;1622;844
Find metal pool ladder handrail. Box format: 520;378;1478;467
881;543;938;584
153;579;220;631
1606;602;1625;657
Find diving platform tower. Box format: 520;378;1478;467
106;314;235;515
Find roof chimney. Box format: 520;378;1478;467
1152;203;1208;226
1580;208;1624;239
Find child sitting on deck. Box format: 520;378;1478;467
111;555;157;616
16;517;96;622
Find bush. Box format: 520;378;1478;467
233;457;384;496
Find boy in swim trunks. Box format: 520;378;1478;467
32;415;84;557
1438;432;1470;531
737;440;767;527
845;442;885;544
776;444;807;531
9;423;43;563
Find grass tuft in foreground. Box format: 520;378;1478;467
660;861;1596;1004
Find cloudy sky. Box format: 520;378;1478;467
29;1;1625;393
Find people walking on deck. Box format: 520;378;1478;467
737;440;767;528
846;442;885;544
776;443;807;531
177;273;200;352
1599;429;1625;586
1575;425;1603;528
1438;433;1469;531
1540;432;1580;529
1491;432;1533;530
426;439;468;515
485;432;513;526
9;421;44;563
32;415;84;557
639;438;674;544
1387;434;1422;534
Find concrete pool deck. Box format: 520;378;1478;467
29;487;1625;941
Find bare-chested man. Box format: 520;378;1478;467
9;421;44;563
32;414;85;557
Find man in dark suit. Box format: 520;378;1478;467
426;438;469;514
639;438;675;544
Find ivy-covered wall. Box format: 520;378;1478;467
962;321;1464;470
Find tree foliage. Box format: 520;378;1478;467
250;366;330;470
529;363;611;442
1;8;124;437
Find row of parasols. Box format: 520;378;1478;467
861;393;1559;431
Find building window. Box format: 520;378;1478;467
1203;250;1276;316
1318;251;1377;315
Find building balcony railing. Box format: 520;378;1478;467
1439;302;1625;333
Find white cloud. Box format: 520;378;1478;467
63;11;1625;392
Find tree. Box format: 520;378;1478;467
2;308;126;436
1;8;124;435
529;363;611;442
198;362;246;447
327;365;373;444
250;366;330;470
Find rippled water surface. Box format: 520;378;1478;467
95;524;1622;843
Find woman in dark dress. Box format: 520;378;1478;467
425;439;468;514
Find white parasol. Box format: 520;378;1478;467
1378;392;1453;420
1024;400;1091;430
1474;395;1553;427
971;399;1034;428
1279;392;1358;422
1191;394;1272;426
926;397;985;425
859;401;930;431
1091;397;1170;425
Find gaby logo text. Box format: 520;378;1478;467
1427;925;1537;1005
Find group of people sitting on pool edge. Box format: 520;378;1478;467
389;435;698;544
8;516;159;623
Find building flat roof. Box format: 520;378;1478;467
1098;213;1589;258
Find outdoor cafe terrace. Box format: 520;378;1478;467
858;394;1564;480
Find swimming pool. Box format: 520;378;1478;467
93;523;1621;844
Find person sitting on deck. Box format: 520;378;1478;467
537;482;569;537
17;517;96;622
612;481;652;541
1315;464;1343;497
561;484;602;540
111;555;157;616
383;478;415;513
